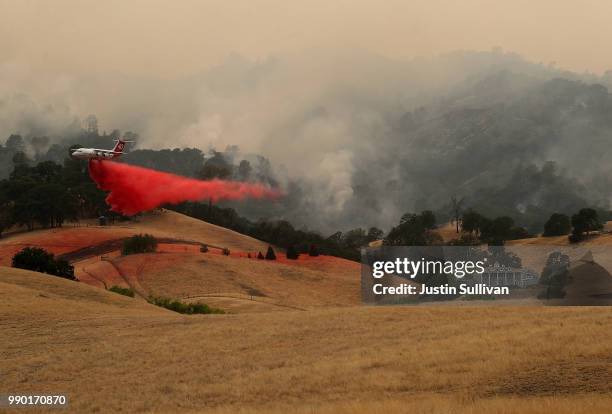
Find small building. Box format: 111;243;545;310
473;262;538;288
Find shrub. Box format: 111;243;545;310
257;251;264;259
12;247;75;280
222;248;230;256
200;244;209;253
568;231;583;243
447;233;480;246
265;246;276;260
108;285;135;297
286;245;299;260
148;296;224;314
308;244;319;257
122;234;157;256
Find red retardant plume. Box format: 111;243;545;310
88;160;281;216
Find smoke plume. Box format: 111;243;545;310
88;160;280;216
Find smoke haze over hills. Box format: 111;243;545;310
1;49;612;231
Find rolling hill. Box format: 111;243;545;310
0;210;360;311
2;268;612;413
2;213;612;412
0;209;268;266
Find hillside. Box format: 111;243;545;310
2;216;612;412
0;210;360;311
1;269;612;413
432;221;612;246
507;223;612;247
0;209;269;266
0;267;174;320
109;252;359;308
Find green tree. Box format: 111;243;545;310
543;213;571;237
265;245;276;260
286;245;299;260
420;210;437;230
343;228;368;249
366;227;384;242
308;244;320;257
461;210;486;235
570;208;603;242
198;152;232;180
0;182;14;237
237;160;252;181
5;134;25;152
386;211;440;246
12;247;75;280
122;234;158;255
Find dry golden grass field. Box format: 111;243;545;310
2;214;612;413
2;268;612;413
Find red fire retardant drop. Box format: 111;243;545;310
88;160;280;216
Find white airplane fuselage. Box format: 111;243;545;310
70;139;131;161
70;148;122;160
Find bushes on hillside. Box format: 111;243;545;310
460;210;530;245
122;234;157;255
169;202;361;261
12;247;75;280
148;296;224;314
265;246;276;260
108;285;135;297
286;245;299;260
308;244;319;257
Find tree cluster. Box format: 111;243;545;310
569;208;603;243
461;210;529;245
170;202;371;261
121;234;158;256
0;155;108;236
384;210;439;246
12;247;75;280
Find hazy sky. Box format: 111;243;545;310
1;0;611;78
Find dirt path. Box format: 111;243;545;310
182;293;307;311
106;259;149;299
58;237;227;262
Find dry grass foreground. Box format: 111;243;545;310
2;267;612;413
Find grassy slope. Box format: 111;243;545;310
0;267;173;320
113;252;359;308
128;209;269;252
1;271;611;413
3;218;612;412
0;209;268;266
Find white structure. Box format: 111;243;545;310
473;262;538;288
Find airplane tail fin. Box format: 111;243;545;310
112;137;135;153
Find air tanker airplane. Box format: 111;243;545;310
70;138;133;160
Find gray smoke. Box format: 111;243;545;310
1;50;611;231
